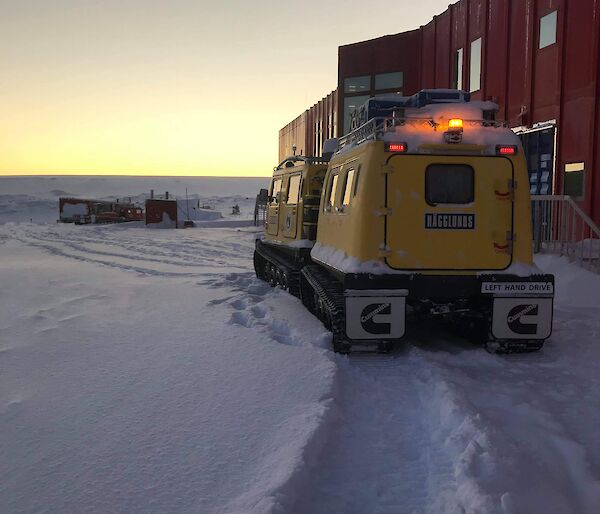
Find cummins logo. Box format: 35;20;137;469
492;297;553;340
425;213;475;230
360;303;391;334
507;304;538;335
345;296;406;340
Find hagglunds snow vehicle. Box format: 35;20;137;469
254;89;554;353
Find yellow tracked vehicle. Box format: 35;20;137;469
254;90;554;353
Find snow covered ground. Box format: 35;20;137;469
1;178;600;513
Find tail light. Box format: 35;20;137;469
385;142;408;153
496;145;517;155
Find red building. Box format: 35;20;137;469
145;199;178;228
279;0;600;225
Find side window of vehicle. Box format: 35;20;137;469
326;173;339;211
270;178;282;204
287;175;302;204
342;168;355;208
353;165;361;196
311;170;326;195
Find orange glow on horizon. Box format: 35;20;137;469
0;0;452;177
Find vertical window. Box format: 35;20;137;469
453;48;464;90
318;120;323;156
343;95;369;134
344;75;370;93
564;162;585;198
327;174;339;210
342;169;355;207
270;178;282;204
353;165;361;196
469;38;482;92
287;175;302;204
539;11;557;49
374;72;403;91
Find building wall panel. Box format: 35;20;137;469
338;31;422;94
467;0;487;99
531;0;561;123
434;12;452;88
558;0;598;217
484;0;510;115
420;21;436;88
278;111;307;161
506;0;534;125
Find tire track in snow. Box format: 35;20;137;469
210;276;461;513
293;351;460;514
7;225;253;277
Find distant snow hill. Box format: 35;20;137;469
0;176;269;224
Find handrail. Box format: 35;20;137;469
531;195;600;272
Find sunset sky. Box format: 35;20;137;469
1;0;451;177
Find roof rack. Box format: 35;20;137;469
274;155;330;171
337;114;505;153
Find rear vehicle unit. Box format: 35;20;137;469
254;90;554;353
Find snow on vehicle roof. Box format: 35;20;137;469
338;100;520;155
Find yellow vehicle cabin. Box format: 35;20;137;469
255;156;327;292
264;156;327;246
255;90;554;353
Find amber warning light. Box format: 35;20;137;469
448;118;463;130
385;142;408;153
496;145;518;155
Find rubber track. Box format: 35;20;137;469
301;265;350;352
254;241;301;297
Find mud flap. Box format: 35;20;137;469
491;297;553;340
345;290;407;340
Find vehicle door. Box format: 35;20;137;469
281;173;301;239
386;155;514;270
266;177;282;236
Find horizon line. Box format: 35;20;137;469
0;174;271;179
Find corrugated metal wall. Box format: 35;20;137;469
278;90;337;162
278;0;600;224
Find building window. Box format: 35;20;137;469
453;48;464;90
344;75;370;94
469;38;482;92
375;72;403;91
564;162;585;198
539;11;557;49
343;95;369;135
314;120;322;157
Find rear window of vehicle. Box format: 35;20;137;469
425;164;474;205
286;175;301;204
